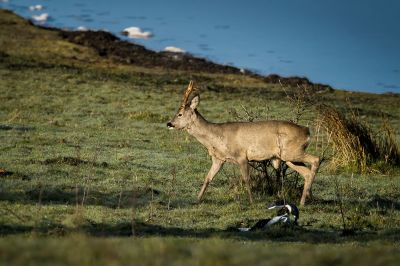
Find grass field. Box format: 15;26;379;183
1;10;400;265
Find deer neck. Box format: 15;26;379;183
186;110;220;147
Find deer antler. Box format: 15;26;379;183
181;80;196;108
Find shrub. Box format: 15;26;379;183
249;160;302;201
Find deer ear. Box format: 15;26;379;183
190;95;200;109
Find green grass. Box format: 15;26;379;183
1;9;400;265
1;236;400;266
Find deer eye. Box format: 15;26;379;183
178;113;183;117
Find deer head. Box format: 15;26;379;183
167;80;199;130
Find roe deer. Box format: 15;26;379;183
167;81;320;206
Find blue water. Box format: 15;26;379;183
2;0;400;93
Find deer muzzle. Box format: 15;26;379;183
167;122;175;129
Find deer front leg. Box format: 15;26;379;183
238;159;254;204
198;157;224;202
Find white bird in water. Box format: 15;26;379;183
29;5;43;11
77;26;88;31
32;13;49;22
122;27;153;39
164;46;186;53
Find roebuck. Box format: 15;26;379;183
167;81;320;205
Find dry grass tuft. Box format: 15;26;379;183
377;118;400;166
316;105;399;173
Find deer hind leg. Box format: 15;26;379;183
198;157;224;202
285;161;312;206
286;153;320;206
303;153;320;200
238;159;254;204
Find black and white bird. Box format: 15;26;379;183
267;200;299;224
238;200;299;232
